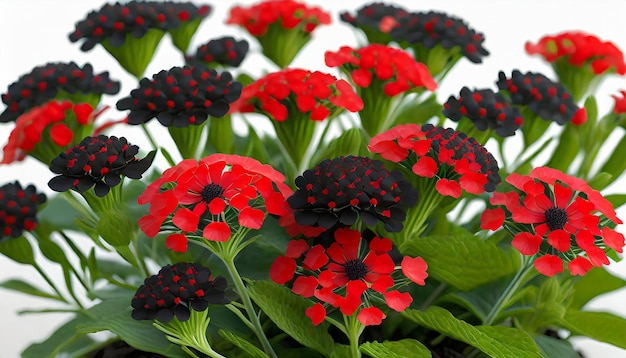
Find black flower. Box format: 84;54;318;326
48;135;156;197
340;3;410;43
131;262;230;322
497;70;583;125
0;62;120;123
0;182;46;239
186;36;250;68
443;87;523;137
287;156;418;232
116;66;242;127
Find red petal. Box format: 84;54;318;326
370;274;394;293
435;179;462;198
585;246;609;267
305;303;326;326
208;197;227;214
269;256;296;284
568;257;593;276
351;68;372;87
357;306;386;326
165;233;188;253
459;172;488;195
401;256;428;285
384;290;413;312
534;255;563;276
238;206;265;229
511;232;542;255
73;103;94;125
369;236;392;253
202;221;231;242
138;214;164;238
547;230;570;252
286;239;309;258
303;244;329;270
172;207;200;232
50;123;73;146
292;276;318;298
480;208;505;231
411;156;437;178
602;227;625;253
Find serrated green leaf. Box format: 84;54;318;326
404;306;542;358
0;278;64;301
248;281;334;356
533;335;579;358
440;276;512;322
570;267;626;310
400;235;520;291
360;339;431;358
218;329;269;358
560;309;626;349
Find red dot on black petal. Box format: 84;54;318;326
167;100;175;109
113;22;123;31
93;27;103;36
135;16;144;25
121;7;129;16
179;10;190;21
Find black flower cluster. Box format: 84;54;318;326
116;66;242;127
69;1;211;51
288;155;418;232
186;36;250;68
443;87;524;137
0;182;46;239
0;62;120;123
497;70;581;125
341;4;488;63
131;262;230;322
422;124;501;192
48;135;155;197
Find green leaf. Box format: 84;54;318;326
400;235;520;291
311;128;363;167
597;134;626;189
560;309;626;349
0;278;64;301
218;329;269;358
22;314;92;358
605;194;626;210
37;193;82;231
587;172;613;190
391;93;443;127
248;281;334;356
404;306;542;358
545;124;579;172
37;236;70;265
0;236;35;264
570;267;626;310
440;277;512;322
533;335;580;358
360;339;431;358
330;344;352;358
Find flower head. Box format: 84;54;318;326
287;156;418;232
339;3;410;44
186;36;249;68
0;62;119;123
270;228;427;326
481;167;624;276
116;66;242;127
443;87;523;137
2;101;98;165
137;154;292;252
497;70;587;125
131;262;230;322
325;44;437;96
369;124;501;198
48;135;156;197
0;182;47;239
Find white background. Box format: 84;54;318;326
1;0;626;357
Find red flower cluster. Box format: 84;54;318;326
525;31;626;75
369;123;500;198
481;167;624;276
230;68;363;122
226;0;331;36
138;154;292;252
270;228;427;326
325;44;437;96
2;101;95;164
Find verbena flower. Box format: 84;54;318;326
270;228;428;326
69;2;211;77
481;167;624;276
443;87;523;138
131;262;230;322
0;182;47;239
369;123;501;198
48;135;156;197
116;66;242;127
185;36;249;68
137;154;292;252
287;156;418;232
525;31;626;101
226;0;331;67
497;70;587;126
339;3;411;44
2;101;97;165
0;62;119;123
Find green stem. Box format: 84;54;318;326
344;314;364;358
33;263;68;303
483;255;535;325
419;282;448;311
153;309;226;358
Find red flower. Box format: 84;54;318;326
369;123;501;198
270;228;427;326
138;154;292;252
2;100;96;165
325;44;437;96
482;167;624;276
